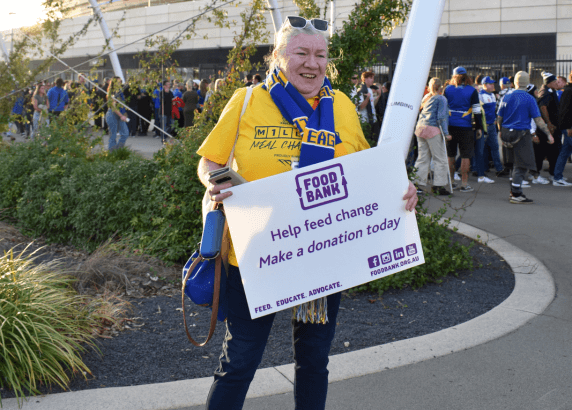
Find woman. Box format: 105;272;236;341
443;67;483;192
196;16;418;410
31;83;50;139
157;79;173;138
182;80;199;127
105;77;129;151
197;79;209;111
414;77;451;195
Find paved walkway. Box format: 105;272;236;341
1;129;168;160
224;166;571;410
1;136;570;409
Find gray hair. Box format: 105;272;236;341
186;80;193;90
267;20;330;73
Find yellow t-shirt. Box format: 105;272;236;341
197;85;370;266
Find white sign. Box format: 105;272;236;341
222;143;425;319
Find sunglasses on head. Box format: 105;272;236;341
285;16;329;32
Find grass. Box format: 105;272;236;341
0;244;130;407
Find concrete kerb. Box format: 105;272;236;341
1;221;555;410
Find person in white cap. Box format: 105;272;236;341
498;71;554;204
477;76;504;183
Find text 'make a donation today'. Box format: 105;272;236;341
252;201;404;315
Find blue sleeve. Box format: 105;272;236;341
64;91;69;105
443;86;451;101
434;96;448;135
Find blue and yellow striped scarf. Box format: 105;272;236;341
263;68;340;324
263;68;341;167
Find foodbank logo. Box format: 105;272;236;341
295;164;349;211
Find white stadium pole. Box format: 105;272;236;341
266;0;283;33
377;0;446;160
329;0;335;36
88;0;125;82
0;33;10;63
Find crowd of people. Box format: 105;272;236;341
7;64;572;194
351;67;572;203
5;74;231;150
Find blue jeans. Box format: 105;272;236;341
484;125;504;172
206;266;341;410
153;107;162;135
106;110;129;151
473;131;486;176
160;115;171;137
554;130;572;180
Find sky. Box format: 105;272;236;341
1;0;50;32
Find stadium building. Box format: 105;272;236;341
2;0;571;84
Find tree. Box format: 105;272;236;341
294;0;411;94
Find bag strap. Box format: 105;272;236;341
181;254;222;347
226;86;254;168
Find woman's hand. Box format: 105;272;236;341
199;157;234;203
208;181;233;203
403;181;418;212
445;134;452;141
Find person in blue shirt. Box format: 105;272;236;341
497;71;554;204
46;78;69;116
10;91;26;136
153;82;162;137
105;77;130;151
197;79;209;112
444;66;483;192
478;76;504;183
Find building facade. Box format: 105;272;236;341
2;0;571;83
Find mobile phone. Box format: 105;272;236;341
208;167;247;186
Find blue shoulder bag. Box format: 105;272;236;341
181;87;252;346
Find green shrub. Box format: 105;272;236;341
0;117;211;264
127;122;212;262
0;247;97;407
0;111;473;279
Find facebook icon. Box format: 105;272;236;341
393;247;405;260
368;255;380;269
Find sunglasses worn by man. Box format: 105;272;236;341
285;15;329;32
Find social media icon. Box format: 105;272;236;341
393;247;405;260
406;244;417;256
368;255;380;269
381;252;392;264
